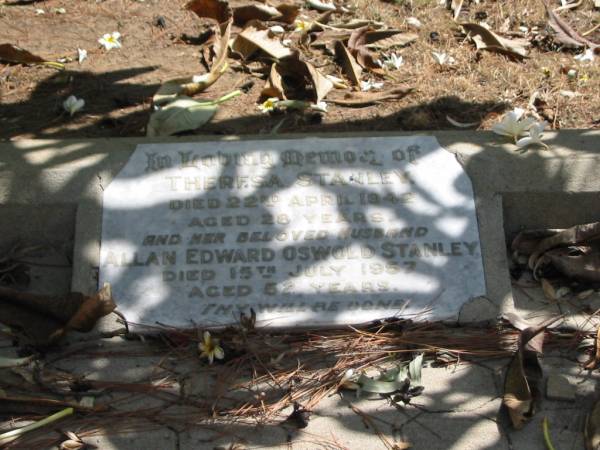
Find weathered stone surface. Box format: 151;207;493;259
546;374;576;402
99;137;485;327
79;430;177;450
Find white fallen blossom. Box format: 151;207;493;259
432;51;455;65
98;32;122;51
574;48;595;63
310;101;328;112
62;95;85;116
381;53;403;70
269;25;285;36
360;79;384;91
491;108;535;141
516;121;549;149
77;48;87;64
406;17;422;29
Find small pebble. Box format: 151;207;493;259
154;16;166;28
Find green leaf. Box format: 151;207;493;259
0;407;73;446
147;97;217;137
357;374;406;394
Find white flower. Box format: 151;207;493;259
98;32;122;51
382;53;404;70
432;52;455;65
35;9;45;15
360;79;384;92
567;68;578;79
516;121;549;149
62;95;85;116
307;0;337;11
52;7;66;14
406;17;422;29
326;74;349;89
310;101;327;112
341;368;355;382
77;48;87;64
198;331;224;364
258;97;279;113
491;108;535;141
574;48;595;63
294;19;312;32
281;39;292;47
269;25;285;36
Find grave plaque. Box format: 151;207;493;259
99;137;486;327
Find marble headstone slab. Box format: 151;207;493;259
99;137;486;327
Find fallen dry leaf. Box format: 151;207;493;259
584;327;600;370
345;28;416;71
503;315;562;429
543;1;599;49
232;23;293;60
334;41;362;85
154;0;233;105
528;222;600;269
0;283;115;346
363;30;418;50
461;23;530;59
233;3;298;26
262;63;286;99
63;283;115;333
347;27;380;69
186;0;232;24
0;43;46;64
0;43;64;69
261;53;333;102
327;86;413;106
544;245;600;283
329;18;385;29
511;228;561;257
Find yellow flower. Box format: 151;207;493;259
541;67;551;77
294;19;312;32
198;331;224;364
258;97;279;113
579;73;589;82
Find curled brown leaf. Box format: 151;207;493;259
461;23;529;59
543;1;599;49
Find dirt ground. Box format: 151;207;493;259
0;0;599;140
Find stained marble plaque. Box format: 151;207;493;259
99;137;486;327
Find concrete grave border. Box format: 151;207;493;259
1;130;599;329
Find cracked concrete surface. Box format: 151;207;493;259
0;333;589;450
